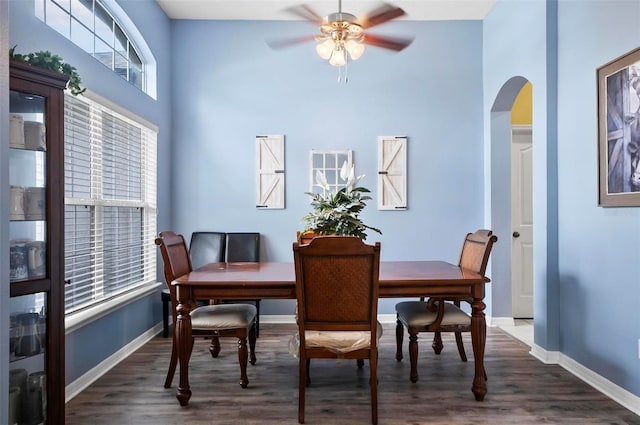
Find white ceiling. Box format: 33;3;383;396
156;0;496;21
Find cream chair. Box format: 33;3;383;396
155;231;257;389
395;229;497;383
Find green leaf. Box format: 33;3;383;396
9;46;85;96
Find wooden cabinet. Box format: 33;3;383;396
8;60;67;425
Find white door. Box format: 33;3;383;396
511;126;533;318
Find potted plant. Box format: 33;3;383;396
10;46;85;95
300;161;382;242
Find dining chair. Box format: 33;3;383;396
225;232;262;337
155;231;257;389
394;229;497;383
189;231;226;269
292;236;382;425
160;231;226;338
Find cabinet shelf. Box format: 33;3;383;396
9;145;46;153
9;351;45;367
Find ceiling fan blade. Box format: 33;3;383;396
363;34;413;51
266;35;318;50
358;3;406;29
283;4;323;25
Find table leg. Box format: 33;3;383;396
176;300;193;406
470;296;487;401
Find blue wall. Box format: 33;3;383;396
483;0;558;344
170;19;485;315
555;0;640;396
8;0;173;384
485;0;640;398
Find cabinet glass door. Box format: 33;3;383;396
9;294;47;425
9;90;47;283
9;89;49;425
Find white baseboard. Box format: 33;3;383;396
558;351;640;415
530;343;559;364
488;316;515;327
65;323;163;403
260;314;295;324
260;314;524;326
377;314;397;324
260;314;398;324
529;344;640;415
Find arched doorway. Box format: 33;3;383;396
489;76;534;345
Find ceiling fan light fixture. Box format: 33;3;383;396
271;0;411;80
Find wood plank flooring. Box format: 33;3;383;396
65;324;640;424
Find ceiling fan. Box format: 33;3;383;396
267;0;413;80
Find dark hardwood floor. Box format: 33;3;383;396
66;323;640;424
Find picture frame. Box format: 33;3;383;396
597;46;640;206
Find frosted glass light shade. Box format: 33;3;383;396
345;40;365;60
315;39;334;60
329;48;346;67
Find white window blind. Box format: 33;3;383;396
63;93;157;314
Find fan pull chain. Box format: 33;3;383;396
337;56;349;83
344;57;349;83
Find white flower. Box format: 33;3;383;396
339;161;364;191
315;170;329;191
340;161;350;181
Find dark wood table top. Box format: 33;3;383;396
173;260;489;299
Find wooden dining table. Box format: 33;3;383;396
172;260;490;406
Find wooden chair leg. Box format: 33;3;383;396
255;300;261;338
409;332;419;383
249;325;257;365
299;356;307;424
162;295;170;338
209;336;221;358
395;318;404;361
237;337;249;388
164;333;178;388
305;359;311;386
370;355;378;425
432;331;443;354
455;331;467;362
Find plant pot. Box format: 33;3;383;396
297;231;316;245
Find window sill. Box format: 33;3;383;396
65;282;163;334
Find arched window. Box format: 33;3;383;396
35;0;156;98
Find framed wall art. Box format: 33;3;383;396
597;46;640;206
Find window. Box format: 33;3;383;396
36;0;148;94
63;93;157;314
309;150;353;195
